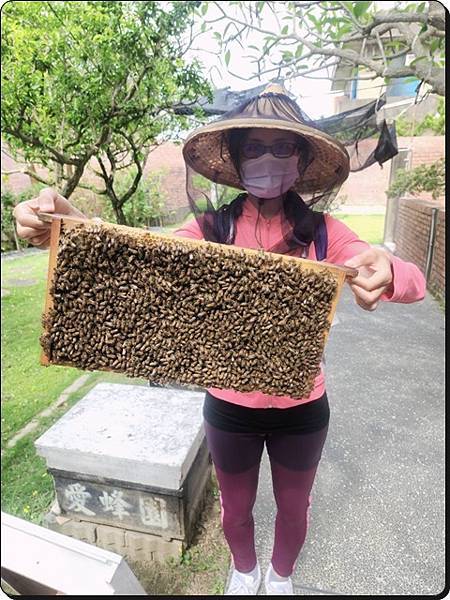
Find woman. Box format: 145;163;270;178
13;84;426;595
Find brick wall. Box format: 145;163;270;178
336;157;391;207
336;135;445;207
394;197;445;298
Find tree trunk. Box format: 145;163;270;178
113;202;127;225
13;224;24;253
61;156;91;199
107;192;127;224
55;162;64;186
27;164;39;186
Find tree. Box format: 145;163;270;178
201;1;445;97
1;1;211;224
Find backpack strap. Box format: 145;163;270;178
312;212;328;261
215;193;247;244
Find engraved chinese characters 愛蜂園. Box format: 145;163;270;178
55;476;181;537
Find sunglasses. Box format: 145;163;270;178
242;141;299;159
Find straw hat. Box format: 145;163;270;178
183;83;350;195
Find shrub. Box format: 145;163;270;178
386;159;444;200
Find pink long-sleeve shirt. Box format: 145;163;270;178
174;198;426;409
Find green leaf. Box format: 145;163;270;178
295;43;303;58
225;49;231;66
353;1;372;18
281;25;289;34
306;12;322;33
430;38;442;54
201;3;208;16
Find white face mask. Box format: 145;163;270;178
240;153;299;199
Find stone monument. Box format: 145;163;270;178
35;382;211;563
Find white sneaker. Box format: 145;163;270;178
264;564;294;595
225;563;261;595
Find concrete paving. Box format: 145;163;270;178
252;286;445;596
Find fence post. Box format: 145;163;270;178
383;195;400;250
425;207;439;283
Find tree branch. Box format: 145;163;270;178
62;176;108;195
61;155;91;198
336;1;364;32
395;22;444;95
364;11;426;33
3;126;80;165
116;132;143;208
1;168;55;187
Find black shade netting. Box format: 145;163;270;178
315;93;398;171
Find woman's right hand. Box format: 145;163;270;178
13;187;87;249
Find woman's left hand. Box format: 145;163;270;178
344;248;394;311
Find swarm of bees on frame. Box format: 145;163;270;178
40;223;338;399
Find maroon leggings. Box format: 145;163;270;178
204;421;328;577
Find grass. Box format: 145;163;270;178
332;213;385;245
0;368;147;523
1;252;86;448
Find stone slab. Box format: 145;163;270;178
4;278;38;286
35;382;205;490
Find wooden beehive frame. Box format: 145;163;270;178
39;213;356;396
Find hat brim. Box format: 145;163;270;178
183;117;350;194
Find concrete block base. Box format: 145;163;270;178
43;510;184;563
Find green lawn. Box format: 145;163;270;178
1;369;140;523
1;252;85;447
332;213;385;245
1;251;87;520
